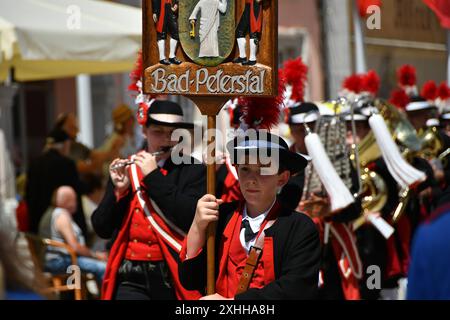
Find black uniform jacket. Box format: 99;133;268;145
179;201;321;300
92;155;206;240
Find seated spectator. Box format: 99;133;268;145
40;186;107;285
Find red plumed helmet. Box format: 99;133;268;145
421;80;438;101
343;74;364;93
389;89;410;110
283;57;308;103
240;69;286;130
128;50;143;93
362;70;380;95
397;65;417;87
358;0;381;18
438;81;450;100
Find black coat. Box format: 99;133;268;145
179;201;321;300
278;170;305;211
92;156;206;241
152;0;178;17
25;148;87;237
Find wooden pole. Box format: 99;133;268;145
191;97;228;295
206;114;217;295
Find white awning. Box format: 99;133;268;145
0;0;141;82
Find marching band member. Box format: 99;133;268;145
179;79;320;300
180;133;320;299
92;100;206;300
344;106;390;300
281;60;363;300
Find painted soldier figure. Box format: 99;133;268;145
234;0;263;66
152;0;182;65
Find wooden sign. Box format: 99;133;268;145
142;0;278;97
142;0;278;296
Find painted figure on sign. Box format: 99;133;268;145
234;0;263;66
189;0;228;58
152;0;182;65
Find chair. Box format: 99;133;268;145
21;233;89;300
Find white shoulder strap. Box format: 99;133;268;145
129;163;185;252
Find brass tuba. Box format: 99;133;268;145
357;99;423;224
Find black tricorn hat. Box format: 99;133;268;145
140;100;194;129
226;131;309;175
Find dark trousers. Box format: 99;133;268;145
236;3;261;39
157;4;179;41
114;259;176;300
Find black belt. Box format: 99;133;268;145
117;259;173;289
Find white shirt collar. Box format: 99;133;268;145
242;199;276;231
240;200;276;252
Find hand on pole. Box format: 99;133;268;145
186;195;223;259
194;194;223;232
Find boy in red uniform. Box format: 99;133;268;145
179;131;321;299
92;100;205;300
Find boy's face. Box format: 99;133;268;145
142;124;178;159
237;158;290;212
